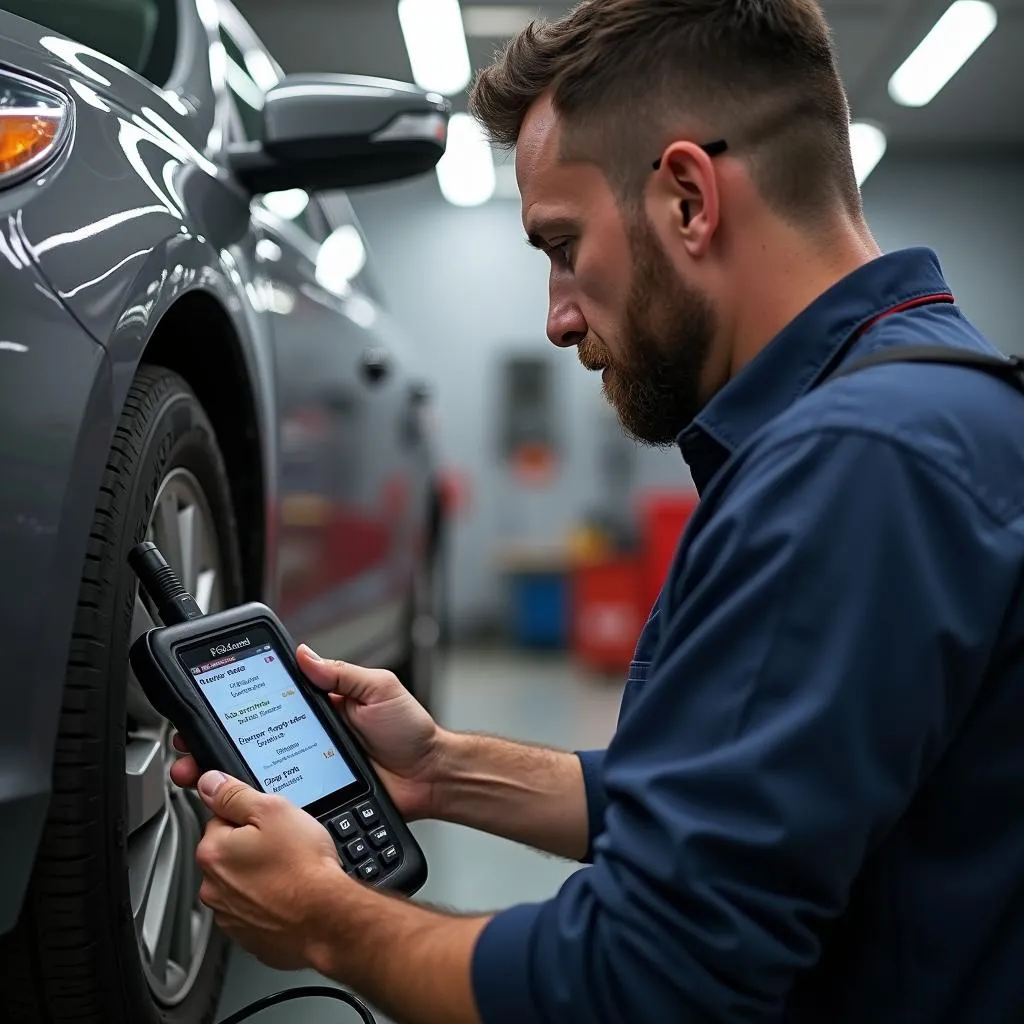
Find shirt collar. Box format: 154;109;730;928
677;246;954;493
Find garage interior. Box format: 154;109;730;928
208;1;1024;1021
238;0;1024;650
1;0;1023;1022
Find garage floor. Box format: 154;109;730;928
214;647;625;1023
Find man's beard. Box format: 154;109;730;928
579;215;716;446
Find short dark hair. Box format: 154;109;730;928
469;0;863;227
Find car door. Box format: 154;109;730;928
216;2;402;661
320;193;435;651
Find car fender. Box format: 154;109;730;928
0;8;279;594
0;254;115;935
0;3;270;414
97;231;281;600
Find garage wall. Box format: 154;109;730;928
336;154;1024;637
864;155;1024;353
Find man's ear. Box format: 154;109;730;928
653;141;720;256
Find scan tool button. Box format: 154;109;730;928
379;844;400;867
354;802;379;826
357;859;381;882
345;837;370;863
367;825;391;849
330;812;357;839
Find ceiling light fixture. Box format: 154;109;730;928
397;0;472;97
462;5;537;38
436;113;496;206
850;121;887;187
888;0;997;108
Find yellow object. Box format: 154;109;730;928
0;110;61;176
280;494;332;527
569;525;612;566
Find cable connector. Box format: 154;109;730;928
129;541;204;626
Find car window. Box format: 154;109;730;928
217;20;264;141
5;0;178;85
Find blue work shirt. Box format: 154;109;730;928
471;247;1024;1023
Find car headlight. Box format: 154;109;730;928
0;71;70;187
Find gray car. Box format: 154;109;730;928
0;1;450;1020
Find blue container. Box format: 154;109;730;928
509;571;567;648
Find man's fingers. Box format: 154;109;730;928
197;772;266;826
297;645;399;703
171;732;188;753
170;754;201;789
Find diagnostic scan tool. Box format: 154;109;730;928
128;542;427;896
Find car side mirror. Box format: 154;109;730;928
228;73;451;194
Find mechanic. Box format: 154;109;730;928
170;1;1024;1021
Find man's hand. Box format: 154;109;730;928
170;644;449;821
191;770;347;971
164;644;589;1024
193;769;488;1024
170;644;594;863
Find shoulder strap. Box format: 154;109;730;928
822;344;1024;393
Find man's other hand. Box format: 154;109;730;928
192;770;346;971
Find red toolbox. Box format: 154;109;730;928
639;490;700;609
570;557;646;675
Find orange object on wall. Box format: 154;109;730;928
571;557;646;675
510;443;557;486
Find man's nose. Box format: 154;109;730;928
547;297;587;349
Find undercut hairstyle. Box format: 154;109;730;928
469;0;863;228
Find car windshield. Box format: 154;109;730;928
4;0;178;85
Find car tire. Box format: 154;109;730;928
0;365;244;1023
396;541;446;715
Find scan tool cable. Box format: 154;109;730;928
217;984;378;1023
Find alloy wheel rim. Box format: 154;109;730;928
125;468;225;1006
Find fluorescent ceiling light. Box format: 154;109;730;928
889;0;997;107
398;0;472;96
850;121;887;186
462;5;536;37
436;113;496;206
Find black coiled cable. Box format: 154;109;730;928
218;984;377;1023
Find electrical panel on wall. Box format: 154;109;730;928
497;353;560;483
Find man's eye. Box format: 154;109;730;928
552;240;575;266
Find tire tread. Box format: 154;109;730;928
0;366;236;1024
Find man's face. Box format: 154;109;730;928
517;97;717;445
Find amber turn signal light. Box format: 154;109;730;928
0;72;70;186
0;109;62;176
